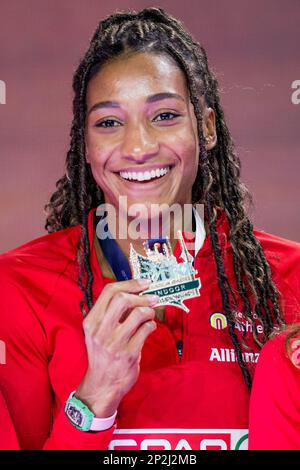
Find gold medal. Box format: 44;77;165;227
129;232;201;312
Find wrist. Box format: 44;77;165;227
65;391;117;432
75;386;119;418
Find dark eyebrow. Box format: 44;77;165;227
87;92;185;115
146;92;185;104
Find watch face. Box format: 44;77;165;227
66;403;85;428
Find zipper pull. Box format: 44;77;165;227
176;339;183;359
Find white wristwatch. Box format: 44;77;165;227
64;391;117;432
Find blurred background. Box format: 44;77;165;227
0;0;299;252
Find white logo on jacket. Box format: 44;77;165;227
209;347;259;363
109;428;248;450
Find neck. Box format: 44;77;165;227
112;208;195;258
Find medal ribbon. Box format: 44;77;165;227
95;210;198;281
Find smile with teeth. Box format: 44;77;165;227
118;166;171;182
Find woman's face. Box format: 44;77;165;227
85;51;215;214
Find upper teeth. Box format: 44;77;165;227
119;166;170;181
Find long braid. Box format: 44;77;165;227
74;65;99;316
44;7;284;387
153;27;255;386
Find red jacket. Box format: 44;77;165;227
0;208;299;450
0;389;19;449
249;333;300;450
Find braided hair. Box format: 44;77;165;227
44;7;284;388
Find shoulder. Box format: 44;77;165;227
253;228;300;263
0;224;82;348
249;331;300;450
0;224;81;297
253;229;300;322
255;229;300;289
253;332;300;399
253;332;300;397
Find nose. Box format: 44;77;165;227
120;123;159;163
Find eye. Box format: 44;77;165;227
95;119;122;128
153;112;180;122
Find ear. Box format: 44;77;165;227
203;107;217;150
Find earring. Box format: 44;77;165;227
205;135;213;143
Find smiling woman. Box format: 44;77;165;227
0;7;300;451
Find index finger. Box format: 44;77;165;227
93;277;151;313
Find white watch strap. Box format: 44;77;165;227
90;409;117;431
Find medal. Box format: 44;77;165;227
129;232;201;312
